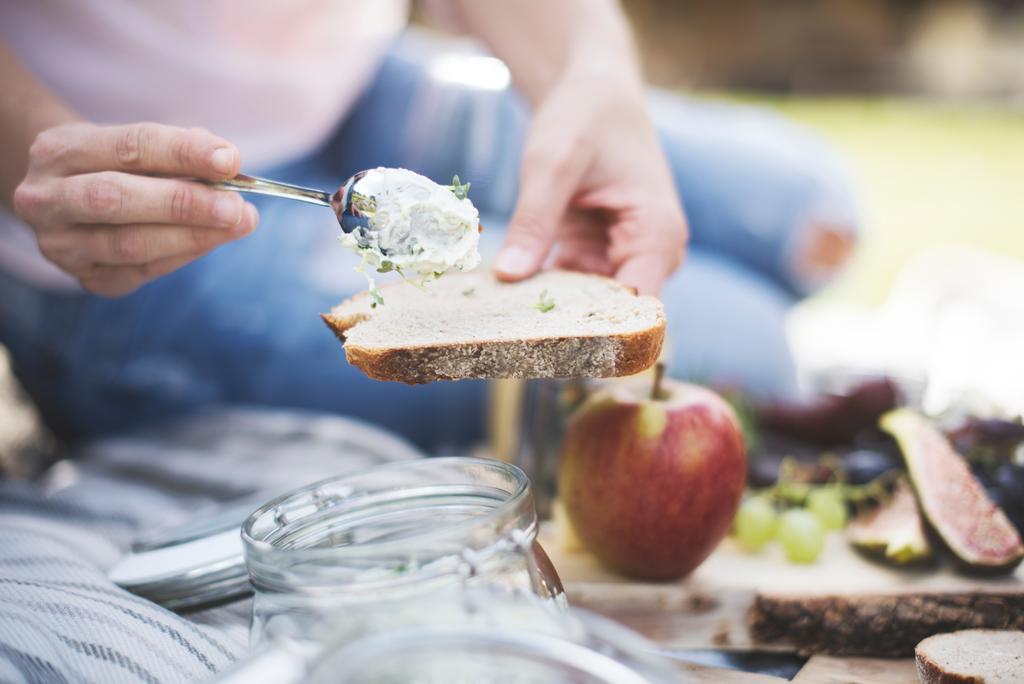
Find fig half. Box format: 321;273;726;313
881;409;1024;573
848;478;933;565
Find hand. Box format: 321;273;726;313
13;122;258;296
492;74;688;296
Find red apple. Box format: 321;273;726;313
558;368;747;580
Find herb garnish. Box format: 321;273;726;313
448;175;471;200
535;289;555;313
369;287;384;308
350;192;377;216
462;287;476;297
376;260;394;274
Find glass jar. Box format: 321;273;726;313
304;588;682;684
242;457;564;645
516;378;594;518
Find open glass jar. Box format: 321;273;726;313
303;588;683;684
242;457;564;645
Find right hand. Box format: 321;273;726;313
13;122;259;296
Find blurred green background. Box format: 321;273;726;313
747;97;1024;305
614;0;1024;307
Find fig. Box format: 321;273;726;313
881;409;1024;573
847;478;933;565
755;377;900;448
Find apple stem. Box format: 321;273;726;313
651;362;668;401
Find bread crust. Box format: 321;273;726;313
914;630;1024;684
750;593;1024;657
320;277;666;384
915;648;981;684
322;311;664;384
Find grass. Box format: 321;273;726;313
735;97;1024;306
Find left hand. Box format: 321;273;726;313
492;73;688;296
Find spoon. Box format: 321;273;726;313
204;172;373;234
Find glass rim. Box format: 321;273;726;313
307;597;678;684
241;457;533;568
321;627;652;684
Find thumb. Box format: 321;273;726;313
493;146;585;281
615;254;673;297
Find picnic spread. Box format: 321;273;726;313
1;376;1022;682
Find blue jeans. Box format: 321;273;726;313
0;37;858;451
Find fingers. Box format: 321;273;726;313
609;215;687;295
493;115;588;281
31;122;240;179
553;209;614;275
77;209;257;266
57;172;249;227
614;254;673;297
555;246;614;276
36;205;258;295
16;120;250;295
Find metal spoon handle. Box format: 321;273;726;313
206;174;332;208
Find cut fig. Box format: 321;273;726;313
881;409;1024;573
848;478;933;565
755;377;900;448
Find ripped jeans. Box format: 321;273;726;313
0;34;859;451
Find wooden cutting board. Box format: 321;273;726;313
538;522;1024;657
672;660;788;683
667;655;917;683
792;656;918;683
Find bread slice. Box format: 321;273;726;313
915;630;1024;683
322;269;665;384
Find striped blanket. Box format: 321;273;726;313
0;409;422;683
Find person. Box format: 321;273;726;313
0;0;858;450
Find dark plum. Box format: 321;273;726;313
749;454;783;489
967;418;1024;445
754;378;900;448
851;429;903;458
842;449;901;485
949;418;1024;461
994;464;1024;536
994;464;1024;501
974;468;995;490
987;486;1008;511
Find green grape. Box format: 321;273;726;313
807;488;848;530
777;509;825;564
733;496;777;552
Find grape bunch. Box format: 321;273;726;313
733;486;847;564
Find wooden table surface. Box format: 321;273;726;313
538;521;1023;681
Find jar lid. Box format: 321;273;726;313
108;497;261;610
107;412;425;611
113;456;526;611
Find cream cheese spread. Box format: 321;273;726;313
339;167;481;305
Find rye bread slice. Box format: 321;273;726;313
915;630;1024;683
322;270;665;384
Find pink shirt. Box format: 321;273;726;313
0;0;410;289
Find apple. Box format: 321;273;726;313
558;367;747;580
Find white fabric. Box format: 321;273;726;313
0;0;410;290
0;409;424;683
